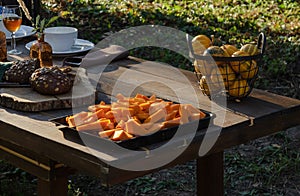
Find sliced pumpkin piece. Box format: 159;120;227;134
104;122;115;130
183;104;206;120
138;101;150;112
189;113;206;121
161;117;181;129
135;93;149;101
169;104;180;112
129;97;146;104
141;122;154;130
112;107;135;116
88;104;111;113
105;110;117;119
66;111;89;127
94;109;106;118
149;94;157;102
149;101;168;114
144;108;167;124
82;113;99;125
116;93;126;101
183;104;201;114
125;119;149;136
116;120;125;129
111;130;133;141
166;110;178;121
136;111;149;121
112;101;129;108
98;129;116;138
76;120;103;132
129;104;141;115
146;123;163;135
179;105;190;124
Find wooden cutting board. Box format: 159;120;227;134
0;68;95;112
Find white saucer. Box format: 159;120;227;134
25;39;95;56
0;24;35;40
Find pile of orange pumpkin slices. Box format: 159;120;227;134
66;93;206;141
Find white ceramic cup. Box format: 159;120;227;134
44;26;78;52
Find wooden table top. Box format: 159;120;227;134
1;40;300;186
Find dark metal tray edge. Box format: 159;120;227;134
49;110;215;150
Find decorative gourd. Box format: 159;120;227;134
240;44;258;55
203;46;229;66
228;79;250;97
220;44;239;56
193;59;212;76
203;46;227;57
210;65;237;89
192;34;212;55
231;51;258;79
240;60;258;79
199;76;210;96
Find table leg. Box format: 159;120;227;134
197;151;224;196
37;175;68;196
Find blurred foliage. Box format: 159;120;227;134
41;0;299;98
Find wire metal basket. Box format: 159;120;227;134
188;32;266;100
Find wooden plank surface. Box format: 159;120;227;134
0;68;95;111
1;56;300;173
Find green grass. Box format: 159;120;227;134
43;0;300;81
225;132;300;195
43;0;300;98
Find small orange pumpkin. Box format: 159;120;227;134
240;44;259;55
220;44;239;56
230;51;258;79
228;79;250;97
210;65;237;89
192;34;212;55
193;59;212;76
203;46;229;66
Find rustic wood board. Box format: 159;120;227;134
0;68;95;112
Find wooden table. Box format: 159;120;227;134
1;42;300;196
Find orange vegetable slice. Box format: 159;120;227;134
135;93;149;101
136;111;149;121
144;108;167;124
161;117;181;129
88;104;111;113
166;110;178;121
179;105;190;124
66;111;89;127
125;119;148;136
76;120;103;132
111;130;133;141
98;129;115;138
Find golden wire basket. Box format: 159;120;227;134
188;33;266;100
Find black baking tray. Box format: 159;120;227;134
50;109;214;150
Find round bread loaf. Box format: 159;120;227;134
4;59;39;84
30;66;72;95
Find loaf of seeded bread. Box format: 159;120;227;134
3;59;40;84
30;66;73;95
